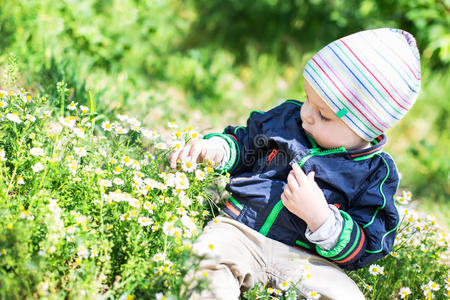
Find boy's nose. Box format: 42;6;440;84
301;106;314;125
304;114;314;125
303;109;315;125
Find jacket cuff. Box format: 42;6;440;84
315;210;366;266
203;133;239;174
305;204;343;251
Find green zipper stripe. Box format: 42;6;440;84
307;62;378;136
365;208;401;253
228;134;240;173
250;110;264;119
285;100;303;107
233;126;246;135
202;133;239;174
298;147;346;168
259;200;284;236
315;210;354;258
332;222;361;261
230;196;243;210
295;240;312;249
362;154;389;228
260;147;347;237
363;154;401;253
352;150;383;161
305;133;318;148
334;43;402;116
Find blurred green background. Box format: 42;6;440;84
0;0;449;226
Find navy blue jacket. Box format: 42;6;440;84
204;100;400;270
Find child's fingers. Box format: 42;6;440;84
189;141;204;163
283;183;293;198
287;171;300;190
179;143;193;164
211;149;224;165
292;163;307;184
169;148;181;168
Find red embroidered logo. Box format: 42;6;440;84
265;149;279;166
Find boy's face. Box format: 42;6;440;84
301;80;369;150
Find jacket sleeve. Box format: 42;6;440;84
313;153;400;270
203;101;296;175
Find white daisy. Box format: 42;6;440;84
6;112;21;124
138;217;154;227
59;116;77;128
117;114;128;122
153;253;165;262
142;129;159;140
67;101;77;111
279;281;290;291
306;291;321;299
25;114;36;122
428;281;440;291
181;161;197;173
167;121;178;128
113;178;124;185
17;176;25;185
0;149;6;162
73;147;87;157
77;244;89;259
195;169;206;181
99;179;112;187
368;264;383;276
155;143;167;150
101;121;112;132
399;287;411;298
79;105;89;114
115;126;129;135
32;162;44;173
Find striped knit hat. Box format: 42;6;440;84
303;28;421;141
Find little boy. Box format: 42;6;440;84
171;28;421;299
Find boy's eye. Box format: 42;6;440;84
319;111;330;121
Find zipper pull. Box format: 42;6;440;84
309;148;321;154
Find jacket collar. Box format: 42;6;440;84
305;131;387;160
345;134;386;160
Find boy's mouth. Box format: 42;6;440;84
303;127;313;137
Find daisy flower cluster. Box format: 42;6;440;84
1;83;448;299
0;86;223;299
350;191;449;299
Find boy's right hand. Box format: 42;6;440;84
169;139;227;169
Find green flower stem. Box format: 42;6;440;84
5;165;17;198
38;164;48;190
372;277;377;299
100;185;105;238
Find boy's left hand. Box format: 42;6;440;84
281;163;332;232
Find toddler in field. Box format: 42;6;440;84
171;28;421;299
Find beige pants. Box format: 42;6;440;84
187;215;365;300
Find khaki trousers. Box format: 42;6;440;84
188;215;365;300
